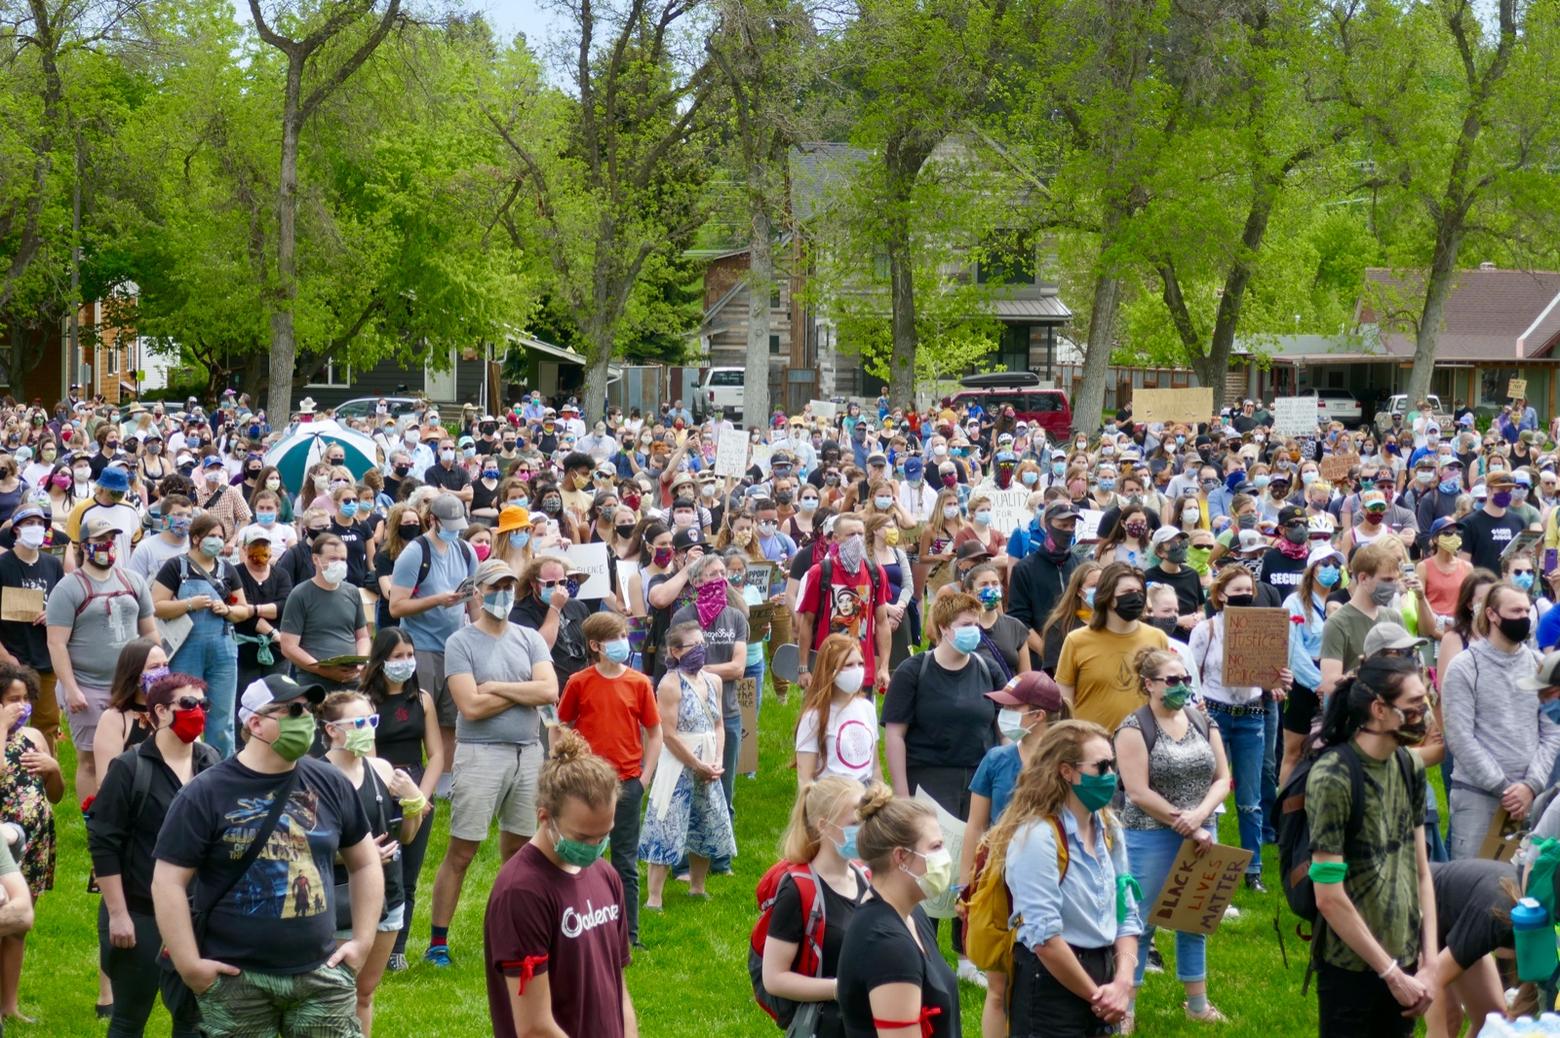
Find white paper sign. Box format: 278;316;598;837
714;430;749;478
563;542;611;599
913;787;966;920
1076;508;1105;543
973;483;1031;537
1272;396;1319;438
615;558;640;603
808;399;838;420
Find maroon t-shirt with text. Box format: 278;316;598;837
484;842;630;1038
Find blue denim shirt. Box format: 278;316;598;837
1006;810;1142;952
1282;590;1326;690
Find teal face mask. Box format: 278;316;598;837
551;823;609;867
1161;683;1193;710
1072;770;1117;812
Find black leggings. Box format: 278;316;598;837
392;789;436;956
98;903;201;1038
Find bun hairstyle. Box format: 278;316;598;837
1132;647;1182;697
854;786;933;872
1315;655;1420;749
538;726;620;817
780;775;861;864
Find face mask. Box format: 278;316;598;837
74;469;91;484
338;725;376;757
259;711;316;762
973;510;992;526
1493;490;1513;508
1498;614;1533;643
831;824;860;860
16;525;45;550
1224;592;1255;609
942;504;960;520
1124;521;1147;538
1098;479;1116;492
1253;475;1270;490
872;495;893;511
168;705;206;743
483;589;515;618
1301;471;1318;486
799;498;818;513
552;823;610;867
1514;571;1536;592
902;846;953;900
976;586;1002;611
87;543;116;568
1114;591;1145;621
652;546;673;567
838;533;865;571
1072;770;1118;812
1179;505;1201;525
998;708;1033;741
321;560;348;586
950;625;982;654
1368;581;1396;607
676;644;707;674
1317;564;1340;588
384;659;418;683
1161;682;1193;710
1363;508;1385;525
1283;525;1306;545
1388;705;1428;746
200;535;225;558
1051;461;1066;476
1236;514;1258;530
1021;471;1038;486
436;525;461;544
835;665;865;694
602;638;631;663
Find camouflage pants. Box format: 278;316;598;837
195;962;361;1038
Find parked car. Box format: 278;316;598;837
696;367;747;422
1374;393;1443;433
950;374;1073;440
331;396;423;431
1315;388;1363;426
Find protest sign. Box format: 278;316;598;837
1272;396;1320;438
1478;807;1523;863
913;788;966;919
1319;452;1357;481
737;677;759;774
1133;388;1213;426
1509;378;1528;401
975;485;1032;537
1148;840;1253;935
1076;509;1105;543
0;587;43;623
809;400;839;420
1221;607;1290;688
713;430;749;478
563;542;611;599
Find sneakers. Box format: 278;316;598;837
1144;946;1164;973
386;953;409;973
1185;1001;1229;1023
1243;874;1267;894
424;945;452;968
955;959;988;988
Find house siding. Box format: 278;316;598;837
303;354;488;411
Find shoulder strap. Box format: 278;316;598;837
1187;706;1211;742
794;866;827;979
196;767;302;928
128;748;155;821
413;535;433;592
1133;704;1159;757
819;556;833;633
1047;815;1070;883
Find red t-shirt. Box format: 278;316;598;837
484;843;630;1038
798;557;892;686
557;665;661;781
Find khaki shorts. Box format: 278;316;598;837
59;682;110;751
414;650;455;728
449;741;541;841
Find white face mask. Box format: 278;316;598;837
16;525;45;550
997;708;1033;742
835;665;865;694
320;560;348;586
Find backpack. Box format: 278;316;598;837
748;860;869;1028
411;534;476;596
1128;704;1210;757
71;568;137;618
1276;741;1415;925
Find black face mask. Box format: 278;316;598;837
1147;616;1179;637
1047;524;1074;551
393;464;411;477
398;522;422;539
615;523;636;539
1498;614;1533;644
1114;591;1146;621
1282;525;1306;545
775;492;793;505
1164;543;1188;563
1224;593;1255;609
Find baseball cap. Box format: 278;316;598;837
1487;471;1516;489
1306;543;1343;569
1234;528;1267;555
1044;501;1082;523
429;493;467;531
1150;526;1185;549
201;455;224;469
1277;505;1306;526
242;527;272;546
672;527;703;551
1362;622;1428;658
238;674;324;723
1428;515;1460;538
473;558;517;588
986;671;1065;713
1439;456;1462;471
1519;651;1560;691
1360;489;1387;510
11;504;47;526
96;466;131;493
866;452;887;465
82;516;122;541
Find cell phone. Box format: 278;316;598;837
454;578;477;597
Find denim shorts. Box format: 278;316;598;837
335;900;405;941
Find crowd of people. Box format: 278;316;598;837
2;386;1560;1036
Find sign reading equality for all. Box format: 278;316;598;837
1132;387;1214;426
1147;839;1253;935
1221;606;1291;688
1271;396;1320;438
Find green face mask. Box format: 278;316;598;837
1161;683;1194;710
552;823;609;867
340;726;375;757
1072;770;1118;812
263;712;316;762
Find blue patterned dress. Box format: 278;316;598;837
638;672;737;866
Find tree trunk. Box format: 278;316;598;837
884;133;936;407
1407;219;1463;406
583;322;614;422
1204;174;1281;413
743;203;774;429
1076;271;1124;434
266;60;304;424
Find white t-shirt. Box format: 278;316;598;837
794;695;879;783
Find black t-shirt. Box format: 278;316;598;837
1459;508;1527;573
423;462;470;493
372;550;398;631
0;549;63;669
1256;548;1308;597
837;897;959;1038
768;867;868;1037
233;563;294;639
152;756;370;974
472;478;502;516
883;652;998;771
329;519;372;588
277;541;316;589
1431;859;1517;970
791;542;822;582
1143;564;1202;615
332;763;404;915
511;593;591;692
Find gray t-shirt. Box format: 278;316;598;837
670;604;750;719
128;535;187;584
45;567;154;688
390;537;476;653
445;622;552;745
279;579;365;681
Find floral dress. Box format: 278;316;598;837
638;672;736;866
2;729;54;895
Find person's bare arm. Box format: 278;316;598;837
647;568;691;611
153;861;239;994
328;835;383;971
0;870;33;937
416;691;445;802
1318;657;1344;698
885;721;909;797
708;642;746;682
1314;851;1430;1014
640;723;663;789
762;934;838;1002
505;969;570;1038
388;582;466;619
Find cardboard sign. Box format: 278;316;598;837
808;399;838;420
1076;508;1105;543
1147;839;1254;934
713;429;749;478
615;558;639;602
1502;528;1543;562
743;561;777;596
0;587;44;623
737;677;759;774
1509;378;1528;401
1133;388;1213;426
1272;396;1319;438
1319;452;1358;481
974;484;1032;537
562;542;611;599
1479;807;1524;863
750;443;772;470
1221;606;1291;688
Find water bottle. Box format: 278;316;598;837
1512;897;1558;983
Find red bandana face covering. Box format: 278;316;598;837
695;580;726;628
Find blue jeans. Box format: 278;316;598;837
170;582;239;757
1125;827;1209;986
1209;704;1265;876
1262;700;1279;844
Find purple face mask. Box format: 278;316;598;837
8;701;31;733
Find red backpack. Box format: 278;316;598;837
748;859;869;1027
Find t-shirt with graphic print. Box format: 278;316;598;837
797;557;892;687
794;694;879;783
484;842;629;1038
1305;740;1426;972
153;755;370;974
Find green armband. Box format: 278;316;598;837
1309;860;1349;884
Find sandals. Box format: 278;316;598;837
1184;1002;1229;1023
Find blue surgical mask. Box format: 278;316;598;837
339;501;358;519
1515;571;1536;592
436;527;460;544
1543;699;1560;726
1316;564;1340;588
1098;479;1115;492
1051;461;1065;476
602;638;631;663
256;511;276;526
1021;471;1038;486
1083;588;1096;608
1439;479;1461;495
509;531;530;550
951;625;982;654
832;824;859;860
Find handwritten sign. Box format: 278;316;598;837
1148;839;1253;934
1076;508;1105;543
0;587;44;623
737;677;759;774
743;560;777;596
973;484;1031;537
1479;807;1524;863
1272;396;1319;438
808;399;838;420
562;542;611;599
1318;452;1357;482
1221;606;1290;688
714;429;749;478
1509;378;1528;401
1133;387;1213;426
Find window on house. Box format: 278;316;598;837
308;358;352;387
104;348;117;375
996;325;1028;373
976;230;1037;286
770;287;782;309
770;334;782;356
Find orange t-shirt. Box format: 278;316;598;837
557;664;661;780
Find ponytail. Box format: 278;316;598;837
1315;655;1419;749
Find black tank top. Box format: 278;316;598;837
333;763;404;912
373;688;426;775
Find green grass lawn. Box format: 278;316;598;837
18;685;1431;1037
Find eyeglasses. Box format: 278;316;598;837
1511;568;1536;577
261;701;312;719
1080;758;1117;776
173;695;207;711
331;714;379;730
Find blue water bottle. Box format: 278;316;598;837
1512;897;1557;983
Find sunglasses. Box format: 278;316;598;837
172;695;207;711
331;714;380;730
1080;757;1117;776
1152;674;1192;685
538;579;568;590
261;701;312;719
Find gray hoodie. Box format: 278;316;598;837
1442;637;1559;795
